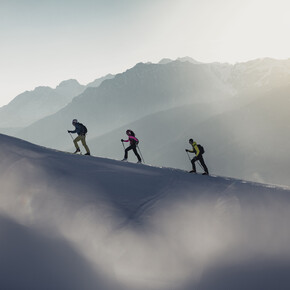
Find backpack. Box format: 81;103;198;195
130;136;139;145
198;144;205;154
79;123;88;135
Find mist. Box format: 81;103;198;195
0;134;290;289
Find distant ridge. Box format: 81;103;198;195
0;74;113;128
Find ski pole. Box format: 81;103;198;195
186;150;204;172
68;132;82;154
137;145;145;164
197;160;203;170
186;150;203;169
69;132;74;141
121;140;125;150
186;151;191;161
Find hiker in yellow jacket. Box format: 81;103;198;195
186;139;209;175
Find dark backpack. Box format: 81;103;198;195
198;144;205;154
130;136;139;145
79;123;88;135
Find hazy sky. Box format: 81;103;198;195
1;0;289;107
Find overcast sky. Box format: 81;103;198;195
1;0;289;107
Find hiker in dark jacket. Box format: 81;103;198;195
186;138;208;175
121;129;142;163
68;119;90;155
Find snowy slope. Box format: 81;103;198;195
0;134;290;290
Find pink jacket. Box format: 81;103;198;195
123;136;139;145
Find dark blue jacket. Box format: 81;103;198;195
69;123;84;136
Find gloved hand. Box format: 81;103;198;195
185;149;189;152
67;130;71;133
121;139;124;142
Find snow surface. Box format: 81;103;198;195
0;133;290;290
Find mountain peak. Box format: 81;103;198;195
176;56;201;64
159;58;173;64
56;79;81;88
159;56;201;65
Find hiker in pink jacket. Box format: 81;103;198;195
121;129;142;163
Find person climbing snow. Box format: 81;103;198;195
186;138;209;175
121;129;142;163
68;119;90;155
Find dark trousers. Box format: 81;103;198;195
191;155;209;174
125;145;141;162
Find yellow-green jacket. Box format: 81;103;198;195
188;141;200;157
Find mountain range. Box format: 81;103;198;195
0;74;114;130
1;57;290;186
